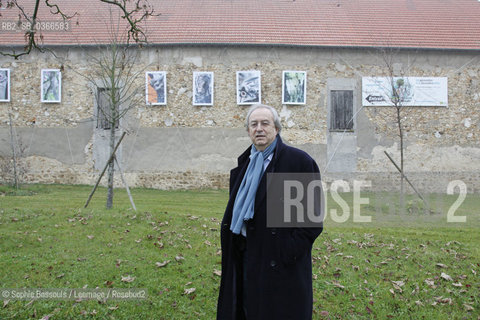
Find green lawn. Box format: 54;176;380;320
0;184;478;319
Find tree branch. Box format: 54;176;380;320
0;0;158;59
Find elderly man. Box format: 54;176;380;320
217;104;323;319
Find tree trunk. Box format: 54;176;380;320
106;117;116;209
396;106;405;212
8;112;19;190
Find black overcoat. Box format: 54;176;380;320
217;135;323;320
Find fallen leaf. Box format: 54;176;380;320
392;280;405;287
425;279;435;287
121;275;135;283
56;273;65;279
463;303;474;311
3;300;9;308
213;269;222;277
415;300;424;306
435;296;452;305
87;235;94;240
392;280;404;293
175;255;185;262
411;285;419;295
452;282;462;287
319;310;329;317
204;240;212;246
184;288;196;295
436;263;447;268
441;272;453;281
156;260;171;268
331;280;345;289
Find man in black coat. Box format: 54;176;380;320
217;104;323;319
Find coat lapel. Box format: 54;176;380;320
254;135;285;212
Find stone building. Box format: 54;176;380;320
0;0;479;193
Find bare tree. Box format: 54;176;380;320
0;107;27;189
0;0;158;59
375;46;418;206
79;25;145;209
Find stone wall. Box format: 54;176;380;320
0;45;479;192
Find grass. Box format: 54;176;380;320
0;184;479;319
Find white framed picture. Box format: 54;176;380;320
146;71;167;105
193;71;213;106
41;69;61;103
282;70;306;105
0;69;10;102
236;70;261;105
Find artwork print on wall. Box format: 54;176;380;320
282;71;306;104
146;71;167;105
41;69;61;103
236;70;261;105
193;72;213;106
0;69;10;102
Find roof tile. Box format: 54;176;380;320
0;0;479;49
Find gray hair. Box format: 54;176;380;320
245;104;282;133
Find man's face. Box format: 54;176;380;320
247;108;279;151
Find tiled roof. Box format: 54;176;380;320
1;0;480;50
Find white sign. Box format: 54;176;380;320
362;77;448;107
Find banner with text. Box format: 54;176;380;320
362;77;448;107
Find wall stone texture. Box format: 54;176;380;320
0;46;479;193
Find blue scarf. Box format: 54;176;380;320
230;137;278;234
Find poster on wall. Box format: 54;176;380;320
362;77;448;107
282;71;306;105
193;72;214;106
0;69;10;102
236;70;261;105
146;71;167;105
41;69;61;103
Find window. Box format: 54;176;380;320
96;88;119;130
330;90;353;131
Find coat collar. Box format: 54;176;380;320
234;135;286;214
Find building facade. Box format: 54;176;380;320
1;0;479;193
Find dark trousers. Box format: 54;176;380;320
242;243;248;319
234;234;248;319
